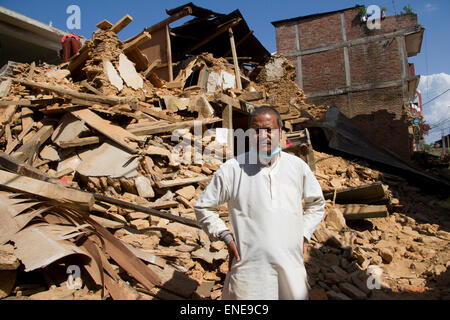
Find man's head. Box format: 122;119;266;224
248;106;282;156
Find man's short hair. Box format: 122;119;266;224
248;105;283;129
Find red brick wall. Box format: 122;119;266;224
344;9;419;41
275;21;297;53
302;48;346;92
297;13;343;50
274;8;418;160
348;41;402;86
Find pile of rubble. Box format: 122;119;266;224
0;8;449;301
0;12;325;300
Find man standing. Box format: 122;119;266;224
194;106;325;300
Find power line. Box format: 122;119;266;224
422;88;450;107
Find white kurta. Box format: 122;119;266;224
194;151;325;300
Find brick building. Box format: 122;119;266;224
272;6;424;160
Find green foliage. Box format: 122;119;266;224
358;6;367;17
402;5;414;14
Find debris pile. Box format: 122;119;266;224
0;10;324;300
0;5;449;301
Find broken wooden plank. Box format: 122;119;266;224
111;14;133;34
93;194;200;229
123;32;151;53
123;243;166;268
58;136;101;149
134;101;176;122
67;46;90;73
0;79;12;98
0;99;31;107
52;113;85;145
144;7;192;34
143;58;162;79
71;108;143;154
156;176;210;189
340;204;388;220
86;216;161;290
13;123;54;163
6;78;129;105
129;118;221;136
81;80;103;95
90;215;125;230
147;200;179;210
179;18;242;58
0;170;94;210
323;182;388;204
54;167;74;179
224;30;254;57
228;28;242;90
0;151;60;184
237;91;264;102
96;19;113;30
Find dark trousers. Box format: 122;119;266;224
62;37;82;63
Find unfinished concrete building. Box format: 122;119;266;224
0;6;69;67
272;6;424;160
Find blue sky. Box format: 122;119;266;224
2;0;449;142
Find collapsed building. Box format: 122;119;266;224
0;3;449;301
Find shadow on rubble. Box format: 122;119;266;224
305;233;450;300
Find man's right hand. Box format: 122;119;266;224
227;240;240;269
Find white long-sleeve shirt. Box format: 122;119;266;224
194;151;325;300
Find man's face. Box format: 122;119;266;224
249;112;281;155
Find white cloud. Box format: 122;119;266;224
424;3;438;12
418;73;450;143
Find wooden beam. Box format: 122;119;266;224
144;7;192;34
70;109;143;154
222;104;234;153
165;24;173;82
93;194;200;229
0;169;94;211
0;151;59;184
323;182;388;204
0;79;11;98
111;15;133;34
128;118;221;136
58;136;101;149
156;176;211;189
13;123;54;163
123;32;152;53
81;80;103;95
179;18;242;58
341;204;388;220
224;30;254;57
6;78;129;105
134;101;175;122
96;19;113;30
228;28;242;90
143;58;162;79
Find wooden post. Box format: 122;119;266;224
166;24;173;82
228;28;242;90
223;104;234;155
